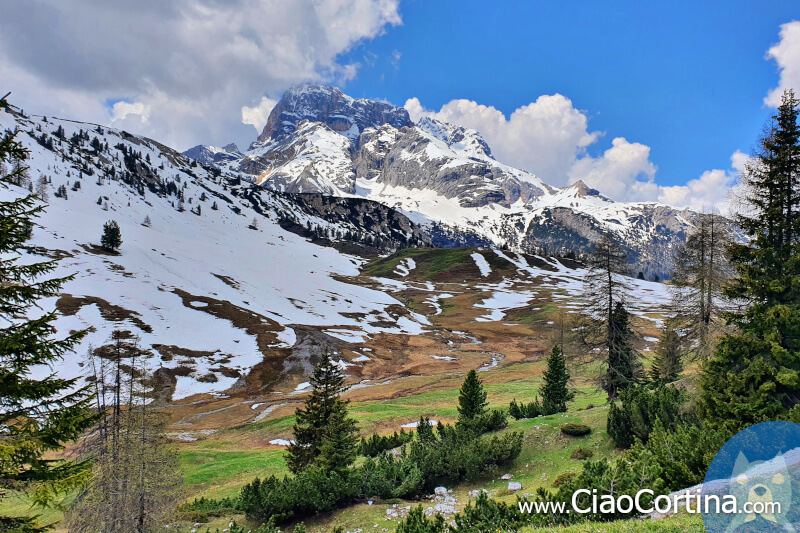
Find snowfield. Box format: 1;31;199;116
0;108;429;400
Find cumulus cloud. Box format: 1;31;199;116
656;151;748;215
111;101;151;123
406;94;745;210
241;96;279;132
406;94;600;188
569;137;658;201
765;21;800;107
0;0;401;149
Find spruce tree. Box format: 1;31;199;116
651;322;683;384
286;351;358;473
603;302;642;399
457;369;488;422
100;220;122;252
541;345;574;414
0;96;96;531
700;89;800;426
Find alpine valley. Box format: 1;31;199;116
2;86;684;530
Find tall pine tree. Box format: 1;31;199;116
0;96;96;532
540;345;574;414
700;89;800;426
286;351;358;473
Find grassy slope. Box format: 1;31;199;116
1;247;676;532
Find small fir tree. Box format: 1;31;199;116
651;323;683;384
100;220;122;252
540;345;574;414
457;369;488;422
286;351;358;473
602;302;642;399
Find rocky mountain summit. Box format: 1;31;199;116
186;83;699;278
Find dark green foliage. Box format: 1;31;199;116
100;219;122;252
540;345;574;414
457;370;487;423
508;398;542;419
407;422;523;490
474;409;508;433
395;506;448;533
606;385;687;449
602;302;642;398
451;492;528;531
650;323;683;383
358;429;413;457
240;422;523;525
700;89;800;427
286;351;359;474
560;423;591;437
0;96;96;531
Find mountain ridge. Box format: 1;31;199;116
189;83;697;278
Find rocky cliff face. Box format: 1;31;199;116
254;83;412;145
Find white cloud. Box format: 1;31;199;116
0;0;402;149
765;21;800;107
241;96;279;132
568;137;658;202
406;94;746;210
111;101;150;123
405;94;599;188
657;151;747;215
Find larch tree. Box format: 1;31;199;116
670;211;732;359
66;331;182;533
580;232;638;398
0;95;96;532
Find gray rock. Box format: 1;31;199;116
508;482;522;491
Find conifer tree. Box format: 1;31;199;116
670;211;732;359
0;95;96;532
457;369;488;422
603;302;642;399
651;322;683;384
100;220;122;252
700;89;800;426
286;351;358;473
541;345;574;414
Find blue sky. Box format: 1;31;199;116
2;1;798;209
339;0;799;190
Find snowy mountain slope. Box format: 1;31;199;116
187;84;697;279
0;105;430;401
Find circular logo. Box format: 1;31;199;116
702;421;800;532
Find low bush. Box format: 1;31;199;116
570;447;593;460
508;398;542;419
551;471;578;488
358;429;414;457
560;423;591;436
239;420;523;526
607;384;688;449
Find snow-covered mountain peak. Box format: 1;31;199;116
253;83;412;146
415;117;493;160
